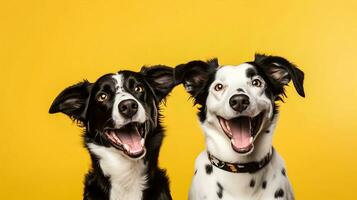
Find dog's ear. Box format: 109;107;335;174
49;81;92;122
254;54;305;98
140;65;175;102
175;58;218;105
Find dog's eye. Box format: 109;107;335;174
134;85;144;93
97;93;108;102
252;79;262;87
214;83;224;91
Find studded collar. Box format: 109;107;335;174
207;148;274;173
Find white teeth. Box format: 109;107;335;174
123;144;130;151
110;134;119;142
226;121;231;132
140;138;145;146
249;136;253;144
114;136;121;143
226;123;232;133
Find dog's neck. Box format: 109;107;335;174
202;115;278;164
88;143;148;200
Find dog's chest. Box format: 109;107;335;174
88;143;147;200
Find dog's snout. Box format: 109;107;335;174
229;94;250;112
118;99;138;118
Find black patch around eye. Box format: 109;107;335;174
126;77;137;91
122;73;148;99
96;88;115;100
246;67;258;78
248;62;288;99
101;84;111;92
92;76;117;101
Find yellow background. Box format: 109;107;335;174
1;0;357;199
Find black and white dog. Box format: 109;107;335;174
175;54;305;200
49;65;175;200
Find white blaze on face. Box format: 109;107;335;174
111;74;146;128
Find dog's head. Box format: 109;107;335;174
175;54;304;155
49;65;174;159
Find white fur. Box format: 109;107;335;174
207;64;273;124
112;74;146;127
189;64;294;200
204;64;274;162
88;143;147;200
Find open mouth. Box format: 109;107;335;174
104;122;146;159
218;112;264;154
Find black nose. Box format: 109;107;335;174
118;99;138;118
229;94;250;112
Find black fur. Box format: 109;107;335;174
49;66;174;200
262;180;267;189
274;188;285;198
205;164;213;175
216;182;223;199
249;179;255;188
174;59;218;122
249;53;305;99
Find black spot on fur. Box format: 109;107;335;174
250;179;255;188
274;188;284;198
262;180;267;189
266;130;270;133
205;164;213;175
237;88;244;93
217;182;223;199
246;67;258;78
282;168;286;176
194;169;197;175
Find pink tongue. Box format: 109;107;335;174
116;129;143;154
229;117;252;149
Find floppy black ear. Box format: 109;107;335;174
175;58;218;105
140;65;175;102
254;54;305;98
49;81;92;122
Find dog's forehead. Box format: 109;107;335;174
93;72;136;93
92;73;117;90
112;73;124;89
109;71;143;90
216;63;256;81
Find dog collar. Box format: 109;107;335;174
207;148;274;173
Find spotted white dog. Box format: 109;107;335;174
175;54;305;200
